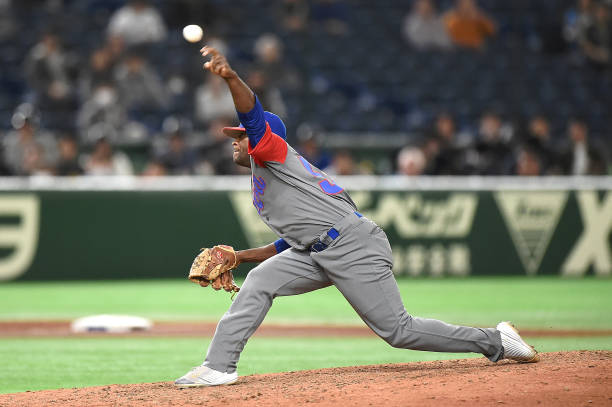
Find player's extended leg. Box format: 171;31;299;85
203;248;331;374
312;217;504;362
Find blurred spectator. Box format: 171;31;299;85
426;113;465;174
114;49;167;110
159;131;198;175
559;118;608;175
141;159;167;176
464;111;513;175
78;48;116;100
24;31;78;109
403;0;452;50
325;150;358;176
443;0;496;50
55;135;84;176
311;0;349;36
397;146;427;176
523;115;560;174
105;35;127;65
278;0;310;32
253;34;301;91
77;83;126;144
564;0;594;46
84;137;134;175
21;142;53;176
420;136;441;175
515;146;543;176
107;0;167;46
0;0;16;41
194;74;236;125
580;1;612;68
245;69;287;119
2;104;58;175
296;123;332;170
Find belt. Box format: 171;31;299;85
309;211;363;253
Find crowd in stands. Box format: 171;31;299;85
0;0;610;177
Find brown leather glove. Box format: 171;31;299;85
188;245;240;294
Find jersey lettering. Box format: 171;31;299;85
298;156;344;195
252;175;266;214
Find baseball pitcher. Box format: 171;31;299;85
175;45;539;387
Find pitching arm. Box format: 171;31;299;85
200;46;266;147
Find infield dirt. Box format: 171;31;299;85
1;350;610;407
2;321;611;337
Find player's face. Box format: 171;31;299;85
232;136;251;168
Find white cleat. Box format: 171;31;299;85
174;365;238;387
497;321;540;363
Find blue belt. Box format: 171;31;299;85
309;212;362;253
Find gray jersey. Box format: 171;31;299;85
250;141;356;250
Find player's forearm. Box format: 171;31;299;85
236;243;278;263
225;76;256;114
201;45;255;113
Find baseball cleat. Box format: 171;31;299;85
496;321;540;363
174;365;238;387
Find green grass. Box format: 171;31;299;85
1;336;610;394
1;277;611;394
0;277;611;329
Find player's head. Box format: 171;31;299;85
223;111;286;168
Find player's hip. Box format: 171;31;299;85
309;212;393;267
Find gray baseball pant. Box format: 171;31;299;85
204;214;503;373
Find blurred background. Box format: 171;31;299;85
0;0;611;282
0;0;610;177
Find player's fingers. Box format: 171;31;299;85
200;46;216;56
203;61;212;70
221;273;232;292
211;278;222;290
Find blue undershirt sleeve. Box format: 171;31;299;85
273;238;291;253
237;95;266;148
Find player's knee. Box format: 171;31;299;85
378;315;415;348
382;332;404;348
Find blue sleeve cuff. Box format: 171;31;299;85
274;238;291;253
237;95;266;147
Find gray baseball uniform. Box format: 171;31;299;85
203;99;503;373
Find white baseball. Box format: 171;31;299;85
182;25;203;43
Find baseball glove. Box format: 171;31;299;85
188;245;240;295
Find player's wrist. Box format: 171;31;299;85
223;70;239;81
235;250;247;264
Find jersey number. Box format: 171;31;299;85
298;156;344;195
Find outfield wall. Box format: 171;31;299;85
0;176;610;281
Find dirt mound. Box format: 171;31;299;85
1;351;610;407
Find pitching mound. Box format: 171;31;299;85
1;351;610;407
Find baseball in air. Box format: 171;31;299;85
183;25;203;43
